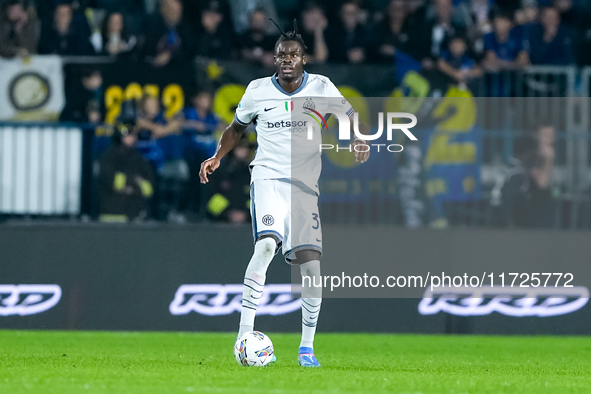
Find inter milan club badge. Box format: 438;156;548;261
303;99;315;110
262;215;274;226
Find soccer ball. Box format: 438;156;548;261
233;331;274;367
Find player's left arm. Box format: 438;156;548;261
350;113;370;163
325;78;370;164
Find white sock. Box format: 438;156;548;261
238;237;276;339
299;260;322;349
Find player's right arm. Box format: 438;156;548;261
199;82;257;184
199;121;247;184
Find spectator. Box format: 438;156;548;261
553;0;589;65
181;91;220;217
140;0;196;67
577;5;591;65
206;135;251;224
481;9;530;72
373;0;409;63
101;11;137;57
325;2;371;64
495;123;556;228
195;1;236;60
86;0;144;15
343;0;373;25
514;0;539;51
438;35;482;86
34;0;79;21
397;0;426;47
404;0;465;69
180;0;210;26
494;0;522;15
99;109;154;223
38;2;94;55
228;0;278;35
529;7;574;65
455;0;493;57
135;94;182;170
456;0;493;36
238;9;275;68
553;0;577;29
299;3;328;64
408;0;425;14
60;67;103;123
183;91;219;160
515;0;539;26
0;0;38;59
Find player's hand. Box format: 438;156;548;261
199;157;221;184
353;139;370;163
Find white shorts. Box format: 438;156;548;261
250;179;322;263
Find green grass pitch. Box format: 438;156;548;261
1;330;590;393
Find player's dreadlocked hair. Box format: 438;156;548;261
269;18;308;53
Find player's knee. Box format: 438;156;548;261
254;236;277;259
246;237;277;278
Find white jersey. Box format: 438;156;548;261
234;71;353;195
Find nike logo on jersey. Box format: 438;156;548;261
264;107;276;112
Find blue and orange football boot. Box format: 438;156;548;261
298;347;321;367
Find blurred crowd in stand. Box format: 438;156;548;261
0;0;577;227
1;0;589;66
